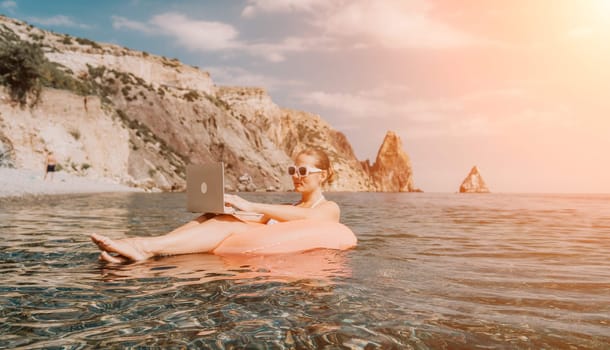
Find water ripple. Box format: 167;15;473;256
1;192;609;348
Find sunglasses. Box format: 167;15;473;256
288;165;323;177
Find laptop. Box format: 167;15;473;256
186;163;264;221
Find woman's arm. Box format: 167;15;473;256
255;201;340;222
224;194;340;222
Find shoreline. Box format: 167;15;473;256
0;167;142;199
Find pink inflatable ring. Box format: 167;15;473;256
213;220;357;256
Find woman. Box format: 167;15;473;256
91;148;340;263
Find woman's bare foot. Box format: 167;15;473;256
90;233;152;261
99;251;128;263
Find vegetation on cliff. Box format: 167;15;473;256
0;25;92;106
0;37;44;106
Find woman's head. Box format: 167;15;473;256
290;148;335;192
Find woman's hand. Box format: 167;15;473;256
224;194;255;212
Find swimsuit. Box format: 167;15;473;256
46;164;56;172
266;195;326;225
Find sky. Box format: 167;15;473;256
3;0;610;193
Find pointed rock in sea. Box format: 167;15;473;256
366;131;418;192
459;166;490;193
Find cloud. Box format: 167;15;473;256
203;66;303;90
0;0;16;9
244;35;330;61
240;0;487;50
150;13;239;51
112;14;238;51
239;0;497;54
299;88;474;139
241;0;329;17
111;15;156;34
301;90;386;118
26;15;91;29
111;1;494;64
299;85;576;141
299;87;462;120
316;1;483;49
111;13;316;62
112;14;243;52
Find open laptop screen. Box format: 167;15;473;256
186;163;226;213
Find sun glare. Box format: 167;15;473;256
592;0;610;19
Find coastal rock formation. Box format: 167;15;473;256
364;131;417;192
459;166;490;193
0;15;419;192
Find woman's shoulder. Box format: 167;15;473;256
321;200;341;221
320;199;340;211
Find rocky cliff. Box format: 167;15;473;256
0;15;418;192
363;131;418;192
459;166;490;193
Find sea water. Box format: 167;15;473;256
0;192;608;349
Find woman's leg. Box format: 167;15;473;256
91;215;258;262
165;213;215;236
91;213;213;261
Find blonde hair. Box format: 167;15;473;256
296;148;336;185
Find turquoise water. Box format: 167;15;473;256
0;192;609;349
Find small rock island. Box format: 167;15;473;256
459;166;490;193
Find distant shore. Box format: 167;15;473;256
0;167;141;199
